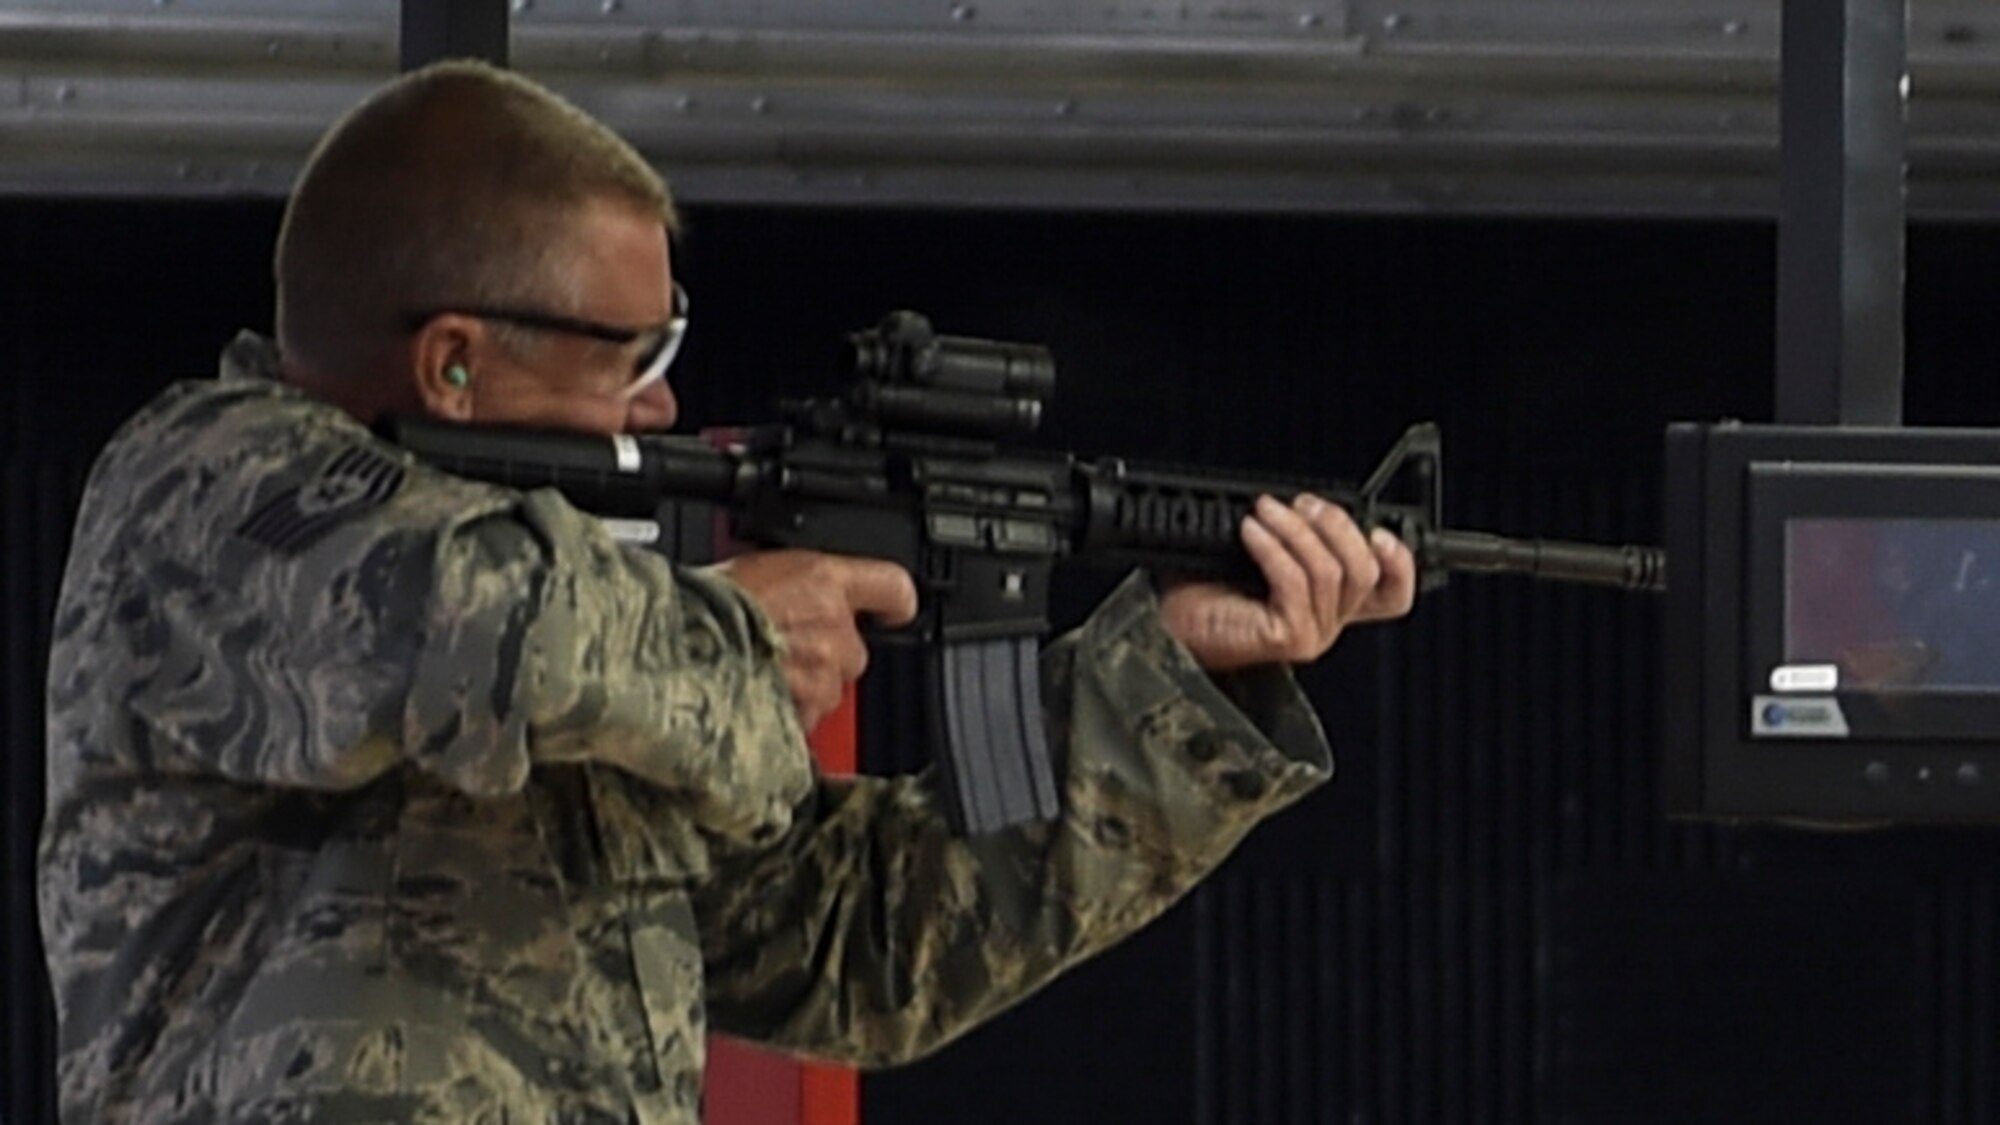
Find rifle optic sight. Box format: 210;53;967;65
846;310;1055;438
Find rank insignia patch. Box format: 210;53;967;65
236;444;406;554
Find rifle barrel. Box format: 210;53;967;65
1428;530;1666;593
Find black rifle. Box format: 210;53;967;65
385;311;1664;834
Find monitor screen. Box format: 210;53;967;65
1787;518;2000;693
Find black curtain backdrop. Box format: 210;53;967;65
6;200;2000;1123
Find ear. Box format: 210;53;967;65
408;314;487;423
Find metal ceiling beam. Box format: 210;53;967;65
2;0;1999;218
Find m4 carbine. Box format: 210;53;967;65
385;311;1663;835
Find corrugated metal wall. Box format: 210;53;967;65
6;202;2000;1124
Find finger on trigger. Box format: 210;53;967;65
841;558;920;625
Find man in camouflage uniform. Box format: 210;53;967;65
39;62;1415;1123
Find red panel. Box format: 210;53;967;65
810;689;858;774
705;1038;802;1122
802;1063;862;1125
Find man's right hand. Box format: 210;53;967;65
711;550;919;731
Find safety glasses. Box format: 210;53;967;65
407;282;689;401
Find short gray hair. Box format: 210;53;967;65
275;60;680;377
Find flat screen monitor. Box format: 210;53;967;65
1664;425;2000;824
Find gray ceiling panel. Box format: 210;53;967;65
3;0;1998;217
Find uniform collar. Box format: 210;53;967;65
218;331;285;385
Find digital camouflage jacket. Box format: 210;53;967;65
40;334;1334;1124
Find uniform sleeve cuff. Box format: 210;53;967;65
1071;571;1333;804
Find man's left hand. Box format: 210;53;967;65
1160;493;1417;672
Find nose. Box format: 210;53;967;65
623;378;679;432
